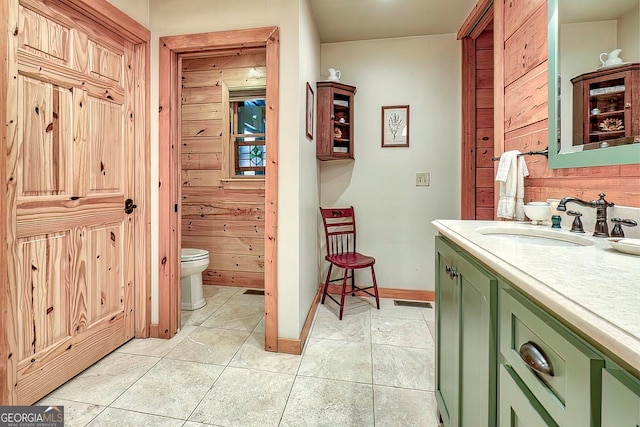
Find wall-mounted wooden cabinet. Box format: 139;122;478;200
571;63;640;149
316;81;356;160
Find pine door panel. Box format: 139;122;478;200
6;0;136;405
88;97;123;193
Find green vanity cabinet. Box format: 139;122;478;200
434;233;640;427
601;369;640;427
435;237;498;427
499;287;604;427
499;364;558;427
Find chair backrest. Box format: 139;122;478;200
319;206;357;256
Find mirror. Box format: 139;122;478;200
548;0;640;168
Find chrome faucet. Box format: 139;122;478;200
556;193;614;237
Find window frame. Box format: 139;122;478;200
229;90;266;178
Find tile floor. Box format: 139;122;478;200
39;286;439;426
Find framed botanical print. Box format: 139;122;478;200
306;82;314;139
381;105;410;147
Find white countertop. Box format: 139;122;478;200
432;220;640;376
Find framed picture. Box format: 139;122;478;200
306;82;314;139
381;105;410;147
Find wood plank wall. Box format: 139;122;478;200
499;0;640;207
475;24;495;219
180;50;267;288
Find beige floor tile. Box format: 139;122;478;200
189;367;294;427
37;397;105;427
182;300;225;326
310;310;371;342
373;344;434;390
182;422;217;427
319;295;373;317
371;317;433;348
165;327;249;365
422;306;436;321
203;285;241;301
86;407;184;426
223;291;265;307
370;298;428;320
111;358;224;419
254;317;265;333
298;338;372;383
427;320;436;339
280;376;374;427
229;332;301;374
49;353;160;406
374;386;439;427
201;304;264;331
116;326;197;357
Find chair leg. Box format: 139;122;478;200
371;265;380;310
322;264;333;305
339;268;349;320
350;269;356;296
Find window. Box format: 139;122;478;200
231;92;266;177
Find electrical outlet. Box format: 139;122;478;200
416;172;430;187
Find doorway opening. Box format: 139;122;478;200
158;27;279;352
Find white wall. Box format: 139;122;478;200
559;21;616;151
297;0;322;328
618;3;640;62
320;35;461;292
106;0;149;27
149;0;315;339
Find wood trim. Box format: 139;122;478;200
158;41;174;338
61;0;149;43
324;285;435;302
277;284;323;355
161;27;277;53
493;0;506;218
264;28;279;352
0;0;9;406
134;41;151;339
457;0;493;39
148;324;160;339
461;37;477;220
157;27;279;352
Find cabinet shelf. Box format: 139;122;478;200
317;81;357;161
591;110;625;118
571;63;639;147
589;130;625;136
590;90;624;100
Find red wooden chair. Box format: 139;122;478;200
319;206;380;320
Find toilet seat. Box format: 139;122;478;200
181;248;209;262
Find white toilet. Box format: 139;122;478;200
180;248;209;311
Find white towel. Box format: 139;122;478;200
496;151;529;219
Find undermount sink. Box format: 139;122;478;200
477;226;595;247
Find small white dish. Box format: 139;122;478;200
606;238;640;256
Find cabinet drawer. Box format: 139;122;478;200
500;287;604;426
602;369;640;426
499;364;557;426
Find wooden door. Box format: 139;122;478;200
5;0;137;404
461;17;495;220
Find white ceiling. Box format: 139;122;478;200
308;0;480;43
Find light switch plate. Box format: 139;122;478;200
416;172;430;187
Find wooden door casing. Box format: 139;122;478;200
2;0;149;405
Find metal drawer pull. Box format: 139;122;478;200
519;341;554;377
